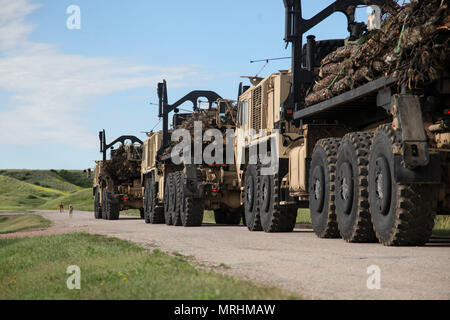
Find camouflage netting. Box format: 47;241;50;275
306;0;450;106
103;144;142;183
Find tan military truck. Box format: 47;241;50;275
141;81;243;226
93;130;145;220
235;0;449;246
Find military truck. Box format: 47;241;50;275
93;130;145;220
235;0;449;245
141;81;243;226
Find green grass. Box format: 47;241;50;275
0;209;33;214
0;170;92;193
40;189;93;212
0;175;63;210
296;209;312;225
203;211;215;223
434;216;450;237
0;214;52;234
122;209;142;217
0;171;93;212
0;233;300;300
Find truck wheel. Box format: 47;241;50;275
214;207;242;225
94;188;102;219
102;189;109;220
164;173;173;225
179;172;204;227
139;208;145;219
369;124;435;246
171;172;182;226
244;165;262;231
259;171;297;232
336;132;377;242
144;179;150;223
104;191;120;220
309;138;341;238
145;178;165;224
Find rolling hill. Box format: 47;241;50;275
0;170;93;211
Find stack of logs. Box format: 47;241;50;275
164;102;238;156
306;0;450;106
103;144;142;183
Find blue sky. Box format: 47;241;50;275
0;0;374;170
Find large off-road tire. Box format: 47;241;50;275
102;189;109;220
164;173;173;226
309;138;341;238
214;207;242;225
144;177;165;224
144;178;150;223
104;191;120;221
179;172;204;227
244;164;262;231
139;208;145;219
336;132;377;243
259;170;297;233
171;172;183;226
94;188;102;219
369;124;435;246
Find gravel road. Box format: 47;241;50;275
2;210;449;300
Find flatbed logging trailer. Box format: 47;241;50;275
235;0;449;246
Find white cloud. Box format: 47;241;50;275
0;0;40;52
0;0;209;148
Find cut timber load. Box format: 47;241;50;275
306;0;450;106
103;144;142;184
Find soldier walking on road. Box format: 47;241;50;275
68;204;74;218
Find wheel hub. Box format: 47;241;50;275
245;178;253;208
314;179;321;200
376;172;384;200
373;157;391;217
261;178;270;212
310;165;325;213
337;161;354;215
341;177;349;200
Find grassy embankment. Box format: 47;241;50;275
0;233;299;300
0;214;52;234
0;170;93;212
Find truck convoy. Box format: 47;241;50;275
236;0;449;246
93;0;449;246
93;130;145;220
